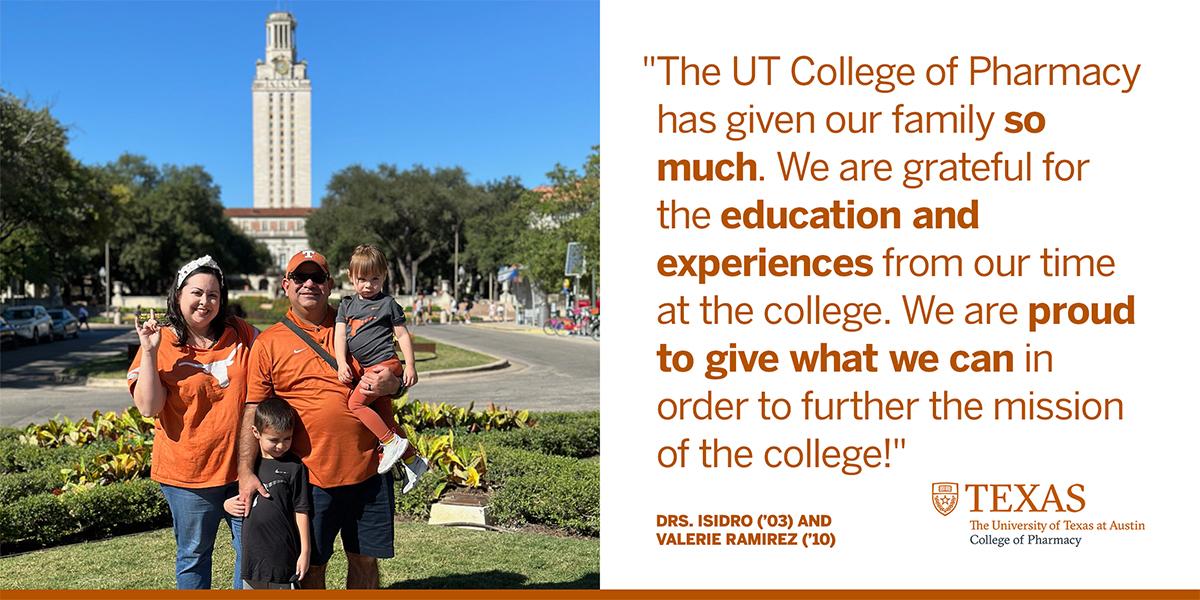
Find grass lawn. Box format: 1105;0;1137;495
60;352;129;379
62;335;495;380
408;335;497;371
0;521;598;589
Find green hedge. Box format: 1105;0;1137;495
0;438;115;475
0;478;169;553
532;412;598;429
459;420;598;459
394;471;442;520
229;296;290;324
486;447;599;536
0;467;63;504
0;432;162;553
0;410;602;549
395;412;598;526
0;427;21;443
395;445;600;536
430;411;598;459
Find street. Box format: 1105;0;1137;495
413;322;599;412
0;322;598;428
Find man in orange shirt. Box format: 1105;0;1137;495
237;250;404;589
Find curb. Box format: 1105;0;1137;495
84;376;129;388
72;358;512;388
421;358;511;378
49;372;128;388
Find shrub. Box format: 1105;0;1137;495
492;469;599;536
0;427;21;443
0;467;63;504
533;411;598;429
229;296;290;324
61;477;170;539
1;408;603;547
394;473;441;521
58;437;152;490
0;438;115;474
393;398;534;433
0;478;169;553
403;428;487;499
0;492;67;549
19;408;154;449
484;447;600;536
459;419;598;459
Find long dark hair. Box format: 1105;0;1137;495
166;265;231;348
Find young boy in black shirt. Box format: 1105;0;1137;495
224;397;311;589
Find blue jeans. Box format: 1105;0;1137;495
159;483;243;590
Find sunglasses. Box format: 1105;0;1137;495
288;271;329;285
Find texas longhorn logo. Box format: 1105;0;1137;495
178;344;242;388
932;482;958;516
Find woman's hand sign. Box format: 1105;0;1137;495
135;308;163;352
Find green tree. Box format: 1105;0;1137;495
308;164;484;295
0;92;115;299
102;155;269;293
514;148;600;294
461;176;526;286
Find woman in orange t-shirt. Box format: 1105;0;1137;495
128;256;256;590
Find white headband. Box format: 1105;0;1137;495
176;255;223;289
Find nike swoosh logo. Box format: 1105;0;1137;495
294;349;304;353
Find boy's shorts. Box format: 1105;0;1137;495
243;579;295;590
310;472;395;566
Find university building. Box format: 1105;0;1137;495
226;12;314;294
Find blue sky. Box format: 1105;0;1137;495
1;0;598;208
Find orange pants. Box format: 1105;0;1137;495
348;357;402;443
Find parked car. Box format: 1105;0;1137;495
1;305;53;345
46;308;81;340
0;316;16;348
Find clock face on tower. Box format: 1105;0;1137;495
273;57;289;75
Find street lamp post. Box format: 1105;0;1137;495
104;241;111;314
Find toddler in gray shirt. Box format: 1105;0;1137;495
335;245;421;479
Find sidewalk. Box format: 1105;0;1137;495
84;322;134;331
465;320;542;334
455;320;600;344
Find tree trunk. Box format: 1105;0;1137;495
409;257;423;295
394;258;411;296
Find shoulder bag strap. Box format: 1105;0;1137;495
281;318;338;372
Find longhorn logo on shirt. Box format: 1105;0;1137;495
348;316;376;337
178;344;242;388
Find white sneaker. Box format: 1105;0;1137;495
377;436;410;475
397;455;429;494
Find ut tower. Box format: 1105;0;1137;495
252;12;312;209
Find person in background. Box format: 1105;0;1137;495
412;292;426;326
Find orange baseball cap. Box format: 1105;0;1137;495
286;250;330;275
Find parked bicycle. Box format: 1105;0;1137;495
543;306;599;340
585;312;599;340
543;313;578;336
